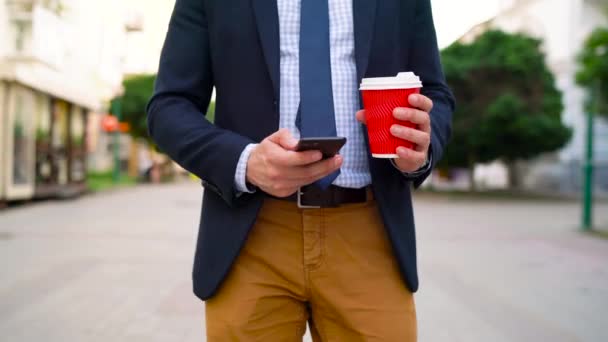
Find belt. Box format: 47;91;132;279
269;185;371;208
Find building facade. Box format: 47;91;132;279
460;0;608;193
0;0;126;201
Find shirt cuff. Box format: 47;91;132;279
390;148;433;178
234;143;258;194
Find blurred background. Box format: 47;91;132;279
0;0;607;341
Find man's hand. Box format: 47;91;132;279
356;93;432;173
246;129;343;197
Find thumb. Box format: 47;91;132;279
268;128;298;150
356;110;367;125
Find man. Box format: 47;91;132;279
148;0;454;340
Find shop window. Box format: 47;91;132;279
12;90;33;185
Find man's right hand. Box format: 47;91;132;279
246;129;343;198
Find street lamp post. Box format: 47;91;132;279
112;12;143;184
582;82;599;231
112;97;123;183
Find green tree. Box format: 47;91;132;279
440;30;572;189
112;74;156;142
576;27;608;116
207;101;216;123
112;74;216;143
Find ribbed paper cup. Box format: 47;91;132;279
360;72;423;158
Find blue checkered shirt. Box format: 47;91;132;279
234;0;429;193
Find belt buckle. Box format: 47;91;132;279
297;187;321;209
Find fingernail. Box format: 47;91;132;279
314;152;322;160
397;147;407;155
334;156;342;167
390;125;400;134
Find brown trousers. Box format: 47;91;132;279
205;195;417;341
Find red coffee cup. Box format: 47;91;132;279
359;72;423;158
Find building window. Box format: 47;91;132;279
12;89;33;185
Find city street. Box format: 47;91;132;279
0;183;607;342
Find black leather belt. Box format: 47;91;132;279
270;185;370;208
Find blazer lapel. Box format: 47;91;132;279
251;0;280;100
353;0;377;82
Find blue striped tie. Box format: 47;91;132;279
297;0;340;189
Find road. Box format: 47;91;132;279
0;183;607;341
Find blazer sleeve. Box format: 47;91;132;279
407;0;455;188
147;0;254;206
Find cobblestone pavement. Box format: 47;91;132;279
0;183;607;341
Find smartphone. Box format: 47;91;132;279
295;137;347;159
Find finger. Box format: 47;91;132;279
393;107;431;133
355;110;367;124
298;155;343;183
269;146;323;167
396;147;427;168
268;128;298;150
269;155;341;183
390;125;430;151
408;94;433;113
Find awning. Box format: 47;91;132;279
0;60;105;111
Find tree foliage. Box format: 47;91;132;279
576;27;608;116
440;30;572;172
112;74;156;142
112;74;216;143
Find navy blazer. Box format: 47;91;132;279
148;0;454;300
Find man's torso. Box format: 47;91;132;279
277;0;370;188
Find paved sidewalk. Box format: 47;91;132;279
0;183;607;341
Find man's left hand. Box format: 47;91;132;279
356;93;432;173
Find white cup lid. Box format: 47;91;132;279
359;72;422;90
